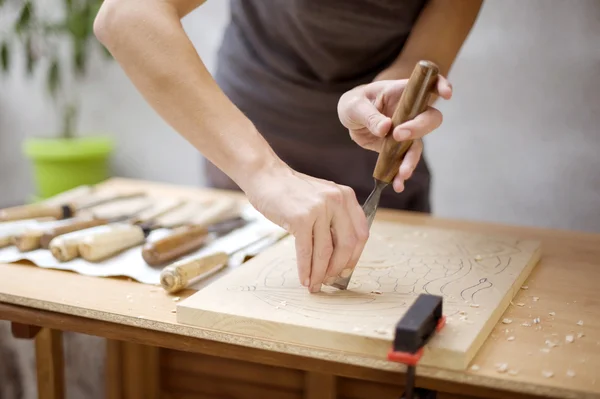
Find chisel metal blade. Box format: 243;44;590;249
330;179;387;290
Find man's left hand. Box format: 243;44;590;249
337;77;452;193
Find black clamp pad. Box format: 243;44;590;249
393;294;443;354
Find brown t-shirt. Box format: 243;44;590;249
209;0;432;212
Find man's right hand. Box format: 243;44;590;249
242;163;369;293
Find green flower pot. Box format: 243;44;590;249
23;135;114;200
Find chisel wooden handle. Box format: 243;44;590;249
12;230;44;252
373;60;439;183
40;218;110;249
0;236;12;248
0;203;75;222
160;252;228;293
78;224;146;262
142;225;210;266
49;235;82;262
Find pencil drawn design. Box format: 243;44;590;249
227;224;528;326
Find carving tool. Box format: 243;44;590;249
0;218;65;248
387;294;446;399
10;195;155;252
48;199;183;262
0;190;145;222
331;60;439;290
141;198;243;265
160;228;288;293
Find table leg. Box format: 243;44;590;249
304;371;336;399
105;340;160;399
35;328;65;399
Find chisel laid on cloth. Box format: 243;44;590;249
331;60;440;290
48;198;184;262
160;228;288;293
76;198;241;262
11;196;154;252
0;189;145;222
0;217;77;249
141;198;242;266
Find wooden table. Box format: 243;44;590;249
1;178;598;399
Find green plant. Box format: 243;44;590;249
0;0;112;139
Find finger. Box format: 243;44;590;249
309;210;333;292
345;98;392;137
323;187;363;284
392;106;443;141
294;221;314;288
435;75;453;100
341;189;369;276
397;139;423;181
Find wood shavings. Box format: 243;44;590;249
502;318;512;324
577;332;585;339
540;348;551;353
522;322;532;327
542;370;554;378
496;363;508;373
548;312;555;316
521;286;529;290
173;297;180;302
565;335;574;343
170;309;176;313
508;369;519;376
566;370;576;378
577;320;584;326
374;327;388;335
371;290;382;295
474;255;482;261
470;365;480;372
280;300;287;306
459;310;467;315
507;336;515;341
533;296;539;302
545;340;558;348
515;302;525;307
470;303;480;308
533;317;541;324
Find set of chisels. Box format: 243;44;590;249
0;186;286;293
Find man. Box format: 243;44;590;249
94;0;482;293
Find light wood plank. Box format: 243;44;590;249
177;222;541;370
35;328;64;399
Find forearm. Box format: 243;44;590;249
94;0;283;189
375;0;483;82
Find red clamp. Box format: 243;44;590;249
387;315;446;366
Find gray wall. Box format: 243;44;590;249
1;0;599;233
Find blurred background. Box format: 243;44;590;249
1;0;599;233
0;1;599;397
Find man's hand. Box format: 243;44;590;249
242;163;369;293
337;77;452;193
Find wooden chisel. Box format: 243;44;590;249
48;199;183;262
0;190;145;222
160;229;288;293
330;60;439;290
0;218;67;248
141;197;242;265
10;194;151;251
74;199;212;262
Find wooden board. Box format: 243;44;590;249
177;220;541;370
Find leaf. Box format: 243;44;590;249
73;37;86;75
25;36;35;75
15;1;33;33
0;41;9;72
47;59;60;97
63;0;73;11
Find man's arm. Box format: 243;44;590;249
94;0;283;190
375;0;483;82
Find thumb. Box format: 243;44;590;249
340;97;391;137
